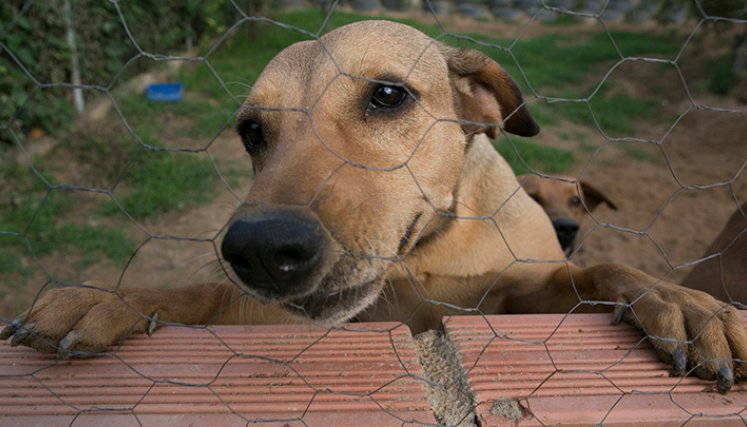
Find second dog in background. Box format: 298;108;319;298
520;175;617;255
681;202;747;305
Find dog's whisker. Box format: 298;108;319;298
185;256;226;278
225;80;255;91
186;252;221;263
215;202;246;211
239;294;248;325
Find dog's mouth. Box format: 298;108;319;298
224;255;386;324
280;277;383;323
221;207;422;324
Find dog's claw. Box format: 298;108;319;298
611;303;627;326
10;327;29;347
717;365;734;394
0;320;21;340
57;331;77;359
671;347;687;376
147;312;159;336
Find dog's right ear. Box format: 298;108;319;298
580;180;618;212
440;45;539;138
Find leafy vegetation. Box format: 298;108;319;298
1;1;234;142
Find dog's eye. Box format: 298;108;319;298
570;196;581;207
238;120;265;155
529;193;541;205
369;85;408;110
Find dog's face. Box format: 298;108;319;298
221;21;538;324
520;175;617;251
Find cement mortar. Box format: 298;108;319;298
413;329;477;427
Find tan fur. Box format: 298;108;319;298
519;174;617;252
4;21;746;391
681;202;747;304
519;174;617;225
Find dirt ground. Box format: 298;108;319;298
565;98;747;283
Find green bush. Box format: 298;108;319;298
0;1;235;142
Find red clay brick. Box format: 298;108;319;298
0;322;434;426
444;313;747;426
6;313;747;426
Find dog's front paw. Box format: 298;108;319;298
1;283;156;357
609;276;747;393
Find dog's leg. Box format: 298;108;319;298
0;282;285;356
508;263;747;392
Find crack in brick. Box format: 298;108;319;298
413;329;478;427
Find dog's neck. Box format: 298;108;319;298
396;134;525;279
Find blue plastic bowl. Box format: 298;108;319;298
145;83;184;102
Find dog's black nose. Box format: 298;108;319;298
552;218;579;251
221;212;325;297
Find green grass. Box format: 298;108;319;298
617;143;659;162
118;94;236;140
0;164;55;277
558;130;588;143
495;138;575;175
526;104;560;127
589;93;658;134
1;173;67;236
537;92;657;135
542;15;583;26
106;151;216;219
94;93;227;221
0;248;25;280
708;55;735;95
578;140;597;153
191;102;237;138
0;235;33;280
0;224;135;276
0;187;136;275
57;225;136;269
480;31;680;94
218;162;249;189
495;30;676;133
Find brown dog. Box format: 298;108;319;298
519;174;617;254
3;21;745;392
682;202;747;306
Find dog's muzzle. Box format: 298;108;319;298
221;210;326;299
551;217;579;252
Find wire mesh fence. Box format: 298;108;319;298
1;0;747;425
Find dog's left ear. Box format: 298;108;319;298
580;180;618;211
441;45;539;138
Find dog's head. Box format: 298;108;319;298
520;175;618;252
221;20;538;324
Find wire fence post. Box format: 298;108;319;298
64;0;84;114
